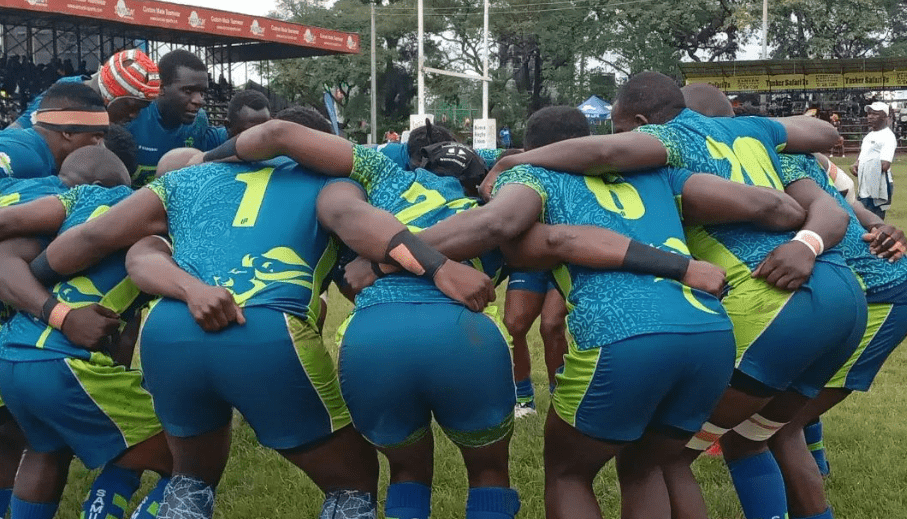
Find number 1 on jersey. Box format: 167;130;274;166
233;168;275;227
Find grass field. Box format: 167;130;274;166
51;156;907;518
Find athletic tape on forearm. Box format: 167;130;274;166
621;240;690;281
202;137;239;162
30;250;65;287
384;230;447;279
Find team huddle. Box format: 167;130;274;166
0;44;901;519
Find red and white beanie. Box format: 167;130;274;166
98;49;160;104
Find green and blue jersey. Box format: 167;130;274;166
0;185;136;361
493;164;730;350
778;154;907;296
126;102;226;188
0;129;56;179
147;160;337;327
347;145;504;310
637;109;846;287
0;176;70;324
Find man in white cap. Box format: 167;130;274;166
851;101;897;219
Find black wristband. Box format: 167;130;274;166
622;240;690;281
202;136;240;162
371;261;387;279
30;250;65;287
39;296;58;324
384;230;448;279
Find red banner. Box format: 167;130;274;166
5;0;360;54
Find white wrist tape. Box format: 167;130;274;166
792;229;824;256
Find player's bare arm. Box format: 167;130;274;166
0;237;120;350
680;173;807;231
774;116;841;154
36;188;167;282
204;119;355;178
125;236;245;332
753;179;849;291
315;181;495;311
480;133;669;199
0;196;67;241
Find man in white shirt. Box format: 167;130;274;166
851;101;898;219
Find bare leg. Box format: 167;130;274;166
503;289;545;385
544;411;621;519
12;448;72;503
539;289;568;386
281;425;379;496
616;431;692;519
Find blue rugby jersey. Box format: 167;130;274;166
146;160;337;327
126;102;226;187
347;145;504;310
0;129;56;179
0;185;136;361
493;164;730;350
636;109;847;287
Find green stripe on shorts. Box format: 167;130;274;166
721;279;793;362
826;302;892;388
442;411;514;449
552;340;601;427
64;354;163;448
285;314;352;432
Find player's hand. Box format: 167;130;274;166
863;224;907;262
681;260;726;298
60;304;121;351
432;260;495;312
752;241;816;291
479;165;504;201
185;284;245;332
343;256;379;296
849;162;858;176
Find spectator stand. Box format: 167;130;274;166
681;58;907;154
0;0;360;127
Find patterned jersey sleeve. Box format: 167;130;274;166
145;169;179;210
476;148;505;169
350;144;403;195
492;165;549;223
56;185;86;217
635;124;685;167
663;166;695;196
777;154;813;187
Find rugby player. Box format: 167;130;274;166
0;148;171;519
225;89;271;138
126;49;226;187
7;49;158;131
480;72;867;519
26;123;496;519
0;82;108;179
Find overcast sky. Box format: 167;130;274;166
175;0;279;16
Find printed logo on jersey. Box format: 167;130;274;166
214;246;314;305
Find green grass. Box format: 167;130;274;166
51;156;907;518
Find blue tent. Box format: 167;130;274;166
578;95;612;122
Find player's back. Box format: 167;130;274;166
146;160;336;325
495;164;729;350
0;176;68;207
1;184;135;361
780;153;907;295
348;145;502;309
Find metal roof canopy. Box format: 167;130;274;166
681;57;907;79
0;0;360;62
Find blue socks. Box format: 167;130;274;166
515;378;535;407
0;487;12;517
81;463;142;519
466;487;520;519
385;482;431;519
792;507;833;519
157;474;215;519
130;477;170;519
10;496;58;519
727;451;788;519
804;419;830;477
320;489;376;519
